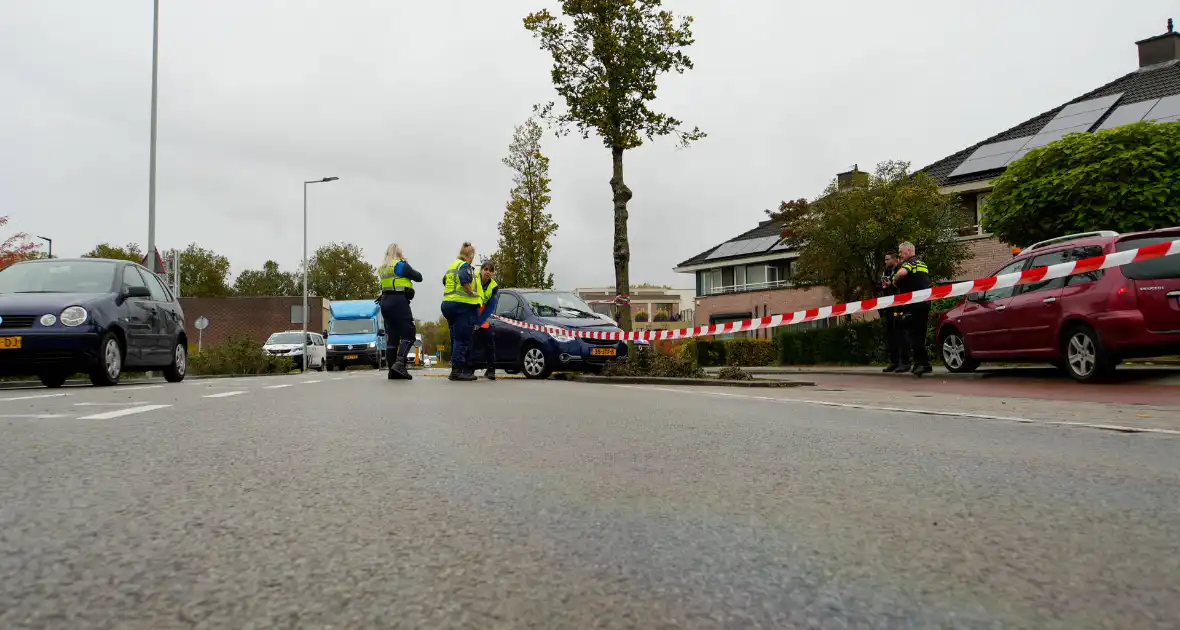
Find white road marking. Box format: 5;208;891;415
619;385;1180;437
77;404;172;420
114;385;164;392
301;380;321;384
264;384;293;389
204;391;247;398
0;393;67;402
74;402;149;406
0;414;69;419
331;377;345;381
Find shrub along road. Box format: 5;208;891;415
2;372;1178;628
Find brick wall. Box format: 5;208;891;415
955;236;1014;281
178;297;329;347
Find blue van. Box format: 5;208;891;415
326;300;386;371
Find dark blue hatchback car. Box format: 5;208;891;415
469;288;627;379
0;258;188;387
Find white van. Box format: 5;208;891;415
263;330;326;371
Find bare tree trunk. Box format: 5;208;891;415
610;145;633;331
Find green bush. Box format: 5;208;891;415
189;336;295;376
653;310;669;322
775;310;945;365
603;347;704;378
634;309;650;322
716;366;753;380
723;339;777;366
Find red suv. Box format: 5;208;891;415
936;228;1180;382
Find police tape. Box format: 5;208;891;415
492;238;1180;342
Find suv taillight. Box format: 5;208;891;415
1107;276;1138;311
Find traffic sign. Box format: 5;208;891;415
437;345;444;351
194;316;209;330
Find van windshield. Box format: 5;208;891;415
330;319;377;335
1116;236;1180;280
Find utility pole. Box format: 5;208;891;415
146;0;161;272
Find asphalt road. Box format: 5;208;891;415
2;372;1178;629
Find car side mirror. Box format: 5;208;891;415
966;292;984;303
125;286;151;299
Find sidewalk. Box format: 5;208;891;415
703;364;1180;385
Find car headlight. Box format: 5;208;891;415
40;314;57;326
291;347;303;354
551;332;574;343
368;342;376;348
59;306;87;327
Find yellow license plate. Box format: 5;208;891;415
590;347;616;357
0;336;21;350
345;354;358;360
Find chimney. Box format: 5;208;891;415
1136;18;1180;68
836;165;869;190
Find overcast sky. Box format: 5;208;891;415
1;1;1172;318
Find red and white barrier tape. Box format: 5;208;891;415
493;239;1180;342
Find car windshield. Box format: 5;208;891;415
1116;235;1180;280
0;260;117;294
330;319;376;335
524;292;599;318
266;332;305;345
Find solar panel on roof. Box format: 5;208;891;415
745;236;779;253
1055;93;1123;119
769;240;791;252
1097;99;1160;131
1145;94;1180;122
948;136;1033;178
705;242;740;260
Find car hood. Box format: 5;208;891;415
534;316;622;333
264;344;303;351
327;333;378;345
0;292;109;315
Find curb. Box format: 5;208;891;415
565;375;814;388
704;368;989;379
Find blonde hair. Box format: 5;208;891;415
458;241;475;262
380;243;404;268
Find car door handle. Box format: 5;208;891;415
995;305;1007;311
1168;291;1180;297
1042;297;1057;303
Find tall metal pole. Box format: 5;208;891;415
301;182;309;372
146;0;160;272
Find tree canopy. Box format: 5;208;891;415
781;161;971;304
524;0;704;330
163;243;233;297
0;216;38;270
982;121;1180;246
491;118;558;289
81;242;144;263
306;242;378;300
234;260;299;297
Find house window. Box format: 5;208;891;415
976;192;992;234
722;267;735;290
746;264;766;287
734;265;746;289
767;265;781;285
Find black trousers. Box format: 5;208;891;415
379;292;415;358
900;303;931;367
881;307;902;366
474;326;496;370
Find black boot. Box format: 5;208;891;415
882;364;898;373
484;367;496;380
448;366;461;381
391;340;412;380
457;366;477;382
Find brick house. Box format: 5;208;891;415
179;296;330;348
675;22;1180;334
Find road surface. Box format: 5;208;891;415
2;371;1178;629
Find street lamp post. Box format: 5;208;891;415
302;177;339;371
146;0;160;272
36;236;52;259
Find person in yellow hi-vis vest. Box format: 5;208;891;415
377;243;423;380
440;242;481;381
474;260;500;380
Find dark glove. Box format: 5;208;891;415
405;287;416;301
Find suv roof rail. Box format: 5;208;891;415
1026;230;1119;252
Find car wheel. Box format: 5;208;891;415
163;341;187;382
940;329;979;373
90;332;123;387
520;344;552;380
1062;325;1113;383
39;371;69;388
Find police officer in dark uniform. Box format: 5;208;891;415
878;252;907;372
892;241;933;375
377;243;423;380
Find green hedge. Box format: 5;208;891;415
686;338;777;367
189;336;295;376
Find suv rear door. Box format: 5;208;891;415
1001;248;1070;354
1115;232;1180;333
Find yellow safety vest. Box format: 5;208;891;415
479;278;498;305
442;258;481;305
379;260;414;291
